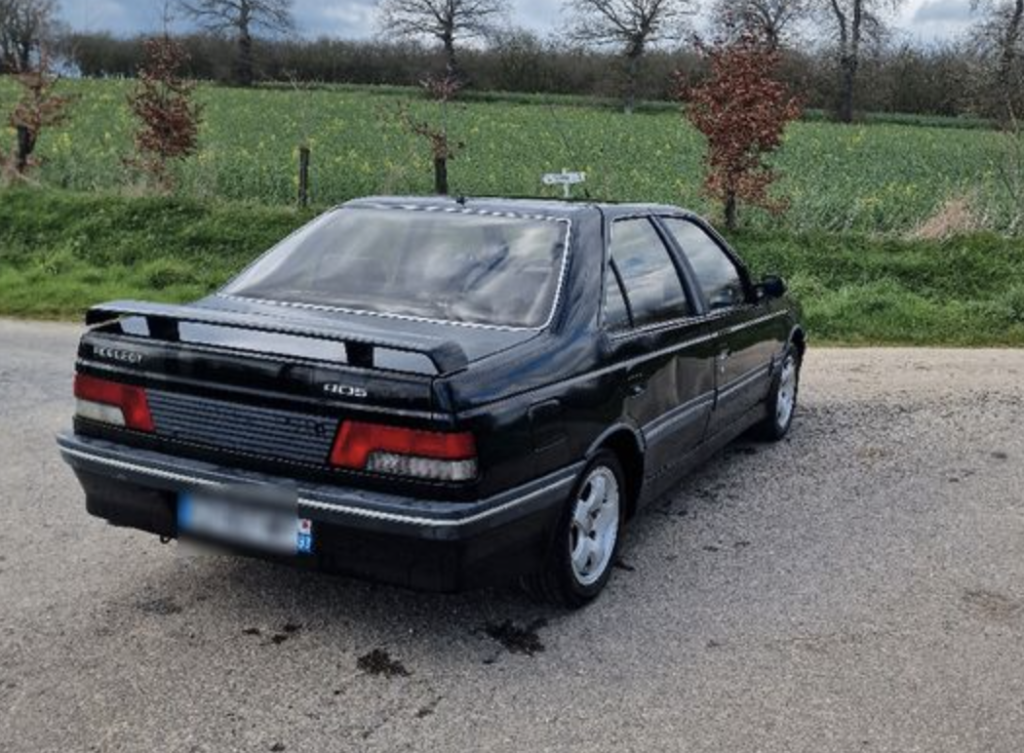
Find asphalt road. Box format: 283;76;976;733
2;318;1024;753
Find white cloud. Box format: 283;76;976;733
901;0;976;42
306;0;378;38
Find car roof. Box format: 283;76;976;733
344;195;693;220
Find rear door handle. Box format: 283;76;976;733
626;372;648;397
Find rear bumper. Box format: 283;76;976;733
58;432;580;592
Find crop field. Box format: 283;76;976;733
2;78;1023;343
1;78;1020;234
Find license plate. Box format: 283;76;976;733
178;490;313;556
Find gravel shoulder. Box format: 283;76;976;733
2;319;1024;753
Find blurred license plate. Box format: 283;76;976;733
178;491;313;556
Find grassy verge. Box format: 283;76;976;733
0;189;311;317
736;230;1024;345
1;189;1022;345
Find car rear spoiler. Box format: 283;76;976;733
85;300;470;375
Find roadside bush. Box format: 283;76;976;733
994;284;1024;324
140;259;201;290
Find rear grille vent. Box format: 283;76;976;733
148;391;339;465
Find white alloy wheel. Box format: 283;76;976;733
776;354;798;430
569;465;621;587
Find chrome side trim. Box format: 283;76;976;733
298;478;575;528
608;306;788;341
62;445;218;488
59;445;575;529
465;310;788;411
721;310;791;336
644;395;715;443
718;365;772;401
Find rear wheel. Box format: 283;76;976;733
522;451;625;608
754;347;801;441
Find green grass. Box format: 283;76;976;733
2;189;1022;345
738;230;1024;345
0;77;1019;234
258;82;999;129
0;189;309;317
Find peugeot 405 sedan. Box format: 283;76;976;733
58;196;805;607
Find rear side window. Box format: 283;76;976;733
608;219;691;328
223;207;569;329
662;218;746;311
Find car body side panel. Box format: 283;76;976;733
706;305;785;432
604;325;716;479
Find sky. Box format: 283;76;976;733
61;0;978;45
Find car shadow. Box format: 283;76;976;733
107;432;793;669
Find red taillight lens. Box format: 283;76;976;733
329;421;477;482
74;374;155;432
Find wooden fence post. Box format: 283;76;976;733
434;156;448;196
298;146;311;208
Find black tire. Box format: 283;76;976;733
521;451;626;609
753;346;801;442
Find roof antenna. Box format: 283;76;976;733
544;102;592;201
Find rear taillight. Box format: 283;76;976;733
329;421;477;482
74;374;155;433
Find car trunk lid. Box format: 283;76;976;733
76;299;531;474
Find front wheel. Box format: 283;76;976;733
521;451;625;608
754;348;801;441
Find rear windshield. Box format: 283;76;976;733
222;207;570;328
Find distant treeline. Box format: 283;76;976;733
62;32;980;119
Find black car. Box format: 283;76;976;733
59;196;805;606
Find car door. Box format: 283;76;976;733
657;216;778;436
602;215;716;478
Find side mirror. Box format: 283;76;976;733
757;275;787;300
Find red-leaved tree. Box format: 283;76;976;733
127;37;203;190
676;34;801;230
6;51;71;178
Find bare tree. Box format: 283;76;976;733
822;0;903;123
176;0;294;87
397;73;464;195
709;0;812;50
378;0;507;75
0;0;61;72
971;0;1024;119
565;0;696;114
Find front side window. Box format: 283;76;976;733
608;219;691;328
223;208;569;328
661;218;746;311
